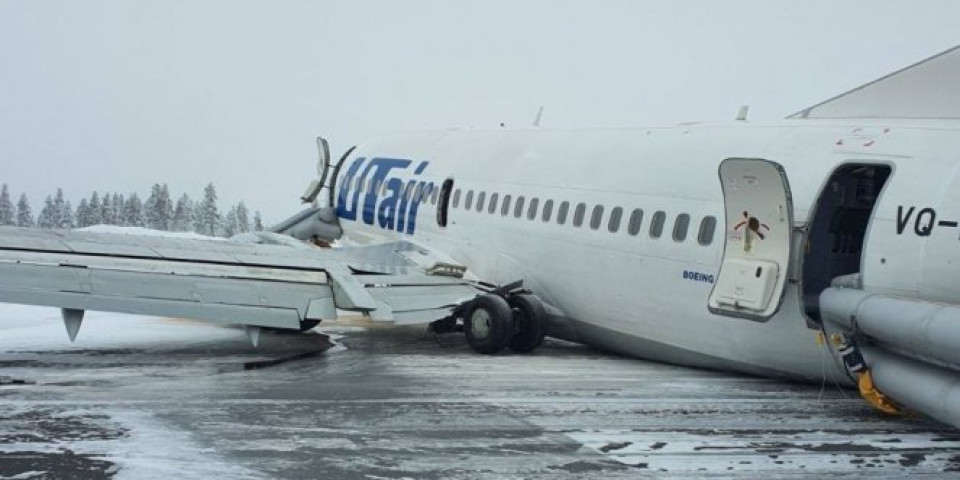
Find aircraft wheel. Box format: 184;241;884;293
464;294;512;354
507;294;546;353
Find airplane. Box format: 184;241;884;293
1;45;960;429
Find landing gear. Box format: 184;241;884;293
507;294;546;353
461;291;548;355
464;294;513;354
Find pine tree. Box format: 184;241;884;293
38;195;55;229
198;183;220;236
145;183;161;229
100;194;113;225
76;198;90;228
173;194;194;231
16;193;34;227
157;184;173;230
223;206;238;237
123;193;145;227
235;201;249;234
60;201;75;229
52;188;67;228
87;192;103;226
0;184;14;226
253;211;264;232
111;193;124;225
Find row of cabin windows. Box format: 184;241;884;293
347;178;717;245
448;187;717;245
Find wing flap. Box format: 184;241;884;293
0;227;481;330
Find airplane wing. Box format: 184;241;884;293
0;227;482;332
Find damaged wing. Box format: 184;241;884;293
0;227;482;333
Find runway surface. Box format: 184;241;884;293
1;304;958;479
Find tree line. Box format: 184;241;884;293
0;182;265;237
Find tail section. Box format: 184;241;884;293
790;45;960;119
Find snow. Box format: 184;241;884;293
75;225;223;241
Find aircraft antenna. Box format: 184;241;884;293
533;106;544;127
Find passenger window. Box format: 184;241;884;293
528;198;539;220
542;199;554;222
650;211;666;238
590;205;604;230
432;188;438;204
608;206;623;233
673;213;690;242
501;195;512;216
476;191;486;212
465;190;474;210
404;182;414;202
698;216;717;246
514;196;526;218
557;201;569;225
573;203;586;227
414;183;424;201
627;208;643;235
452;189;461;208
488;193;499;214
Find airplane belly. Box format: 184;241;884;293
527;247;838;382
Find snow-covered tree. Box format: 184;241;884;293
87;192;103;226
197;183;220;236
52;188;68;228
110;193;124;225
235;201;249;234
253;211;264;232
157;184;173;230
144;183;173;230
16;193;34;227
59;201;75;229
173;194;194;231
100;194;113;225
123;193;145;227
0;184;14;226
76;198;90;228
223;206;239;237
37;196;55;229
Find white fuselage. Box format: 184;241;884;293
332;119;960;382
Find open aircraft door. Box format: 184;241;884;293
709;158;794;320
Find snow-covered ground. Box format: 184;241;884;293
1;304;959;479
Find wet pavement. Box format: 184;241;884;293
1;305;958;479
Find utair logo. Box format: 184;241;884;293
336;157;434;235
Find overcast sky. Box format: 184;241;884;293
1;1;959;223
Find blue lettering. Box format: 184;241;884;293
377;178;403;230
336;157;432;235
682;270;715;284
361;158;411;225
336;157;367;221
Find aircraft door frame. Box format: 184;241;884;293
708;158;795;321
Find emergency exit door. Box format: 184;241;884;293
708;158;794;320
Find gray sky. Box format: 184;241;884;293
1;1;959;223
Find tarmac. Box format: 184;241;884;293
1;305;958;479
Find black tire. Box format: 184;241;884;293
508;294;546;353
464;294;512;354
